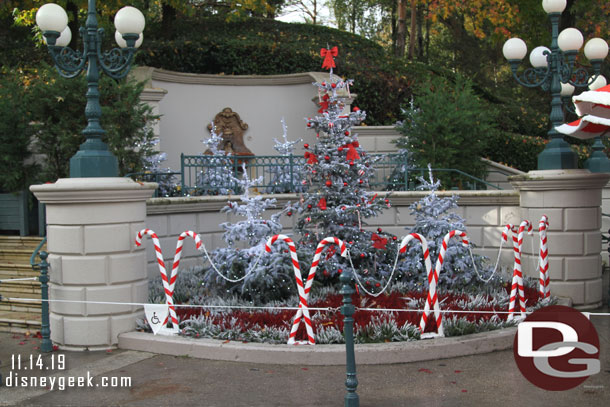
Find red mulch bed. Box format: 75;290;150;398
177;285;540;341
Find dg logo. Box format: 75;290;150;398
513;305;601;391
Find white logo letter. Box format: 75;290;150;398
518;321;577;357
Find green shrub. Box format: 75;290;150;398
0;69;37;192
0;64;159;185
394;76;497;185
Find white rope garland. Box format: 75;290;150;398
7;297;610;317
0;277;39;283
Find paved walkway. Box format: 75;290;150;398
1;307;608;407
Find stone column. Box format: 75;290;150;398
510;170;610;309
31;178;156;350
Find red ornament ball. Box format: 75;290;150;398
324;155;330;161
359;179;363;184
287;211;292;217
338;146;344;152
323;270;329;277
377;228;382;233
322;82;326;86
325;180;332;187
345;131;349;136
353;106;360;111
349;161;355;166
331;83;337;88
343;182;348;187
307;204;312;209
360;253;365;258
392;236;397;241
337;269;343;274
375;283;381;288
304;143;309;149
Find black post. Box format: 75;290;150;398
38;251;52;352
340;269;359;406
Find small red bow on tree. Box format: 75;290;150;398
320;46;338;70
318;94;330;113
304;151;318;164
317;197;327;210
371;233;388;250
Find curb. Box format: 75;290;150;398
118;327;517;366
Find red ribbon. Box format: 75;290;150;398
318;94;330;113
320;46;338;70
343;142;360;162
304;151;318;164
317;197;327;211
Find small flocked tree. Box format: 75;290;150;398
397;166;492;290
202;165;295;303
196;125;240;195
294;47;398;290
266;118;305;194
139;137;180;197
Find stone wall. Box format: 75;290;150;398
143;191;522;281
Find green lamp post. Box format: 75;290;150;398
36;1;145;178
502;0;608;170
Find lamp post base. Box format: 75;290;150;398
70;150;119;177
537;138;579;170
584;137;610;173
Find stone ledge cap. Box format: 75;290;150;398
509;169;610;191
30;178;157;204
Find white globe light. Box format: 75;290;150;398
36;3;68;33
589;75;607;90
115;6;145;35
503;38;527;60
560;82;574;97
584;38;609;60
44;26;71;47
542;0;567;14
558;28;584;52
115;31;143;48
530;46;550;68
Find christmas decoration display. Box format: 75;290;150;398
419;230;470;337
285;236;347;344
396;166;491;290
135;228;178;329
266;118;305;193
538;215;550;298
196;124;240;195
294;46;397;289
202;165;294;302
265;234;316;344
504;220;533;321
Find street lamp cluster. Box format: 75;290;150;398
502;0;609;170
35;1;145;178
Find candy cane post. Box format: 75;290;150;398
505;220;533;321
135;229;178;331
419;230;469;337
166;231;203;325
287;236;348;345
264;234;314;345
538;215;550;298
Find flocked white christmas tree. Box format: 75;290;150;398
196;124;240;195
265;118;305;193
202;164;295;302
294;46;398;290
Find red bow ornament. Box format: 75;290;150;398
345;143;360;162
320;46;338;70
304;151;318;164
371;233;388;250
317;197;327;211
318;94;330;113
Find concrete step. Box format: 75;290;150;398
0;310;41;333
0;236;44;249
0;248;37;262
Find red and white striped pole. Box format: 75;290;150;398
419;230;469;336
505;220;532;321
538;215;550;298
265;234;315;345
288;236;348;345
165;231;203;325
135;229;178;327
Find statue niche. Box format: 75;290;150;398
206;107;254;157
